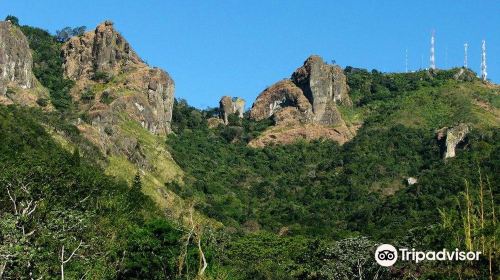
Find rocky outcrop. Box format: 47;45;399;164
62;20;142;80
219;96;245;124
0;21;50;107
250;56;351;126
249;80;312;123
437;124;469;159
291;55;352;124
248;55;355;146
453;68;476;82
62;21;174;135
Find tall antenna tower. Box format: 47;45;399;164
430;30;436;70
464;43;468;68
405;48;408;73
481;40;487;81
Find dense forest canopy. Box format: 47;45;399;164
0;16;498;279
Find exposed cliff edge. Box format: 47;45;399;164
62;20;174;136
0;21;50;108
59;21;182;203
248;55;355;147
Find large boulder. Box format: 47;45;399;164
219;96;245;124
250;55;351;126
62;21;174;135
437;124;469;159
0;21;50;107
291;55;351;124
249;80;312;123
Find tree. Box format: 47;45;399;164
5;15;19;26
133;171;142;190
55;26;86;42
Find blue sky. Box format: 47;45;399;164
2;1;499;108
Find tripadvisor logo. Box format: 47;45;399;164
374;244;482;266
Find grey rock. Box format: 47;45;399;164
292;55;352;125
62;21;175;135
437;124;469;159
219;96;245;124
0;21;34;95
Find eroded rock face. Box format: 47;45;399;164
62;21;174;135
249;80;312;123
437;124;469;158
0;21;34;95
62;20;142;80
0;21;51;108
292;55;351;124
219;96;245;124
248;56;355;146
250;55;351;126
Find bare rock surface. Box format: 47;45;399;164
62;21;174;136
219;96;245;124
0;21;50;108
248;55;354;146
437;123;469;159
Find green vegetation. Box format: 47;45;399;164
0;17;498;279
17;20;74;111
166;69;499;279
0;106;207;279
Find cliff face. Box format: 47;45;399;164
248;55;355;146
0;21;50;107
62;21;174;135
219;96;245;124
291;55;351;124
0;21;33;93
250;56;351;126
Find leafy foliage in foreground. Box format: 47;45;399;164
0;106;201;279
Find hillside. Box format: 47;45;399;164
0;16;499;280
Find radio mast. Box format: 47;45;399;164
464;43;468;68
481;40;487;81
430;30;436;70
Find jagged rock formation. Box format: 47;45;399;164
250;55;351;126
292;55;352;123
248;55;355;146
62;21;174;135
0;21;50;107
437;124;469;159
219;96;245;124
